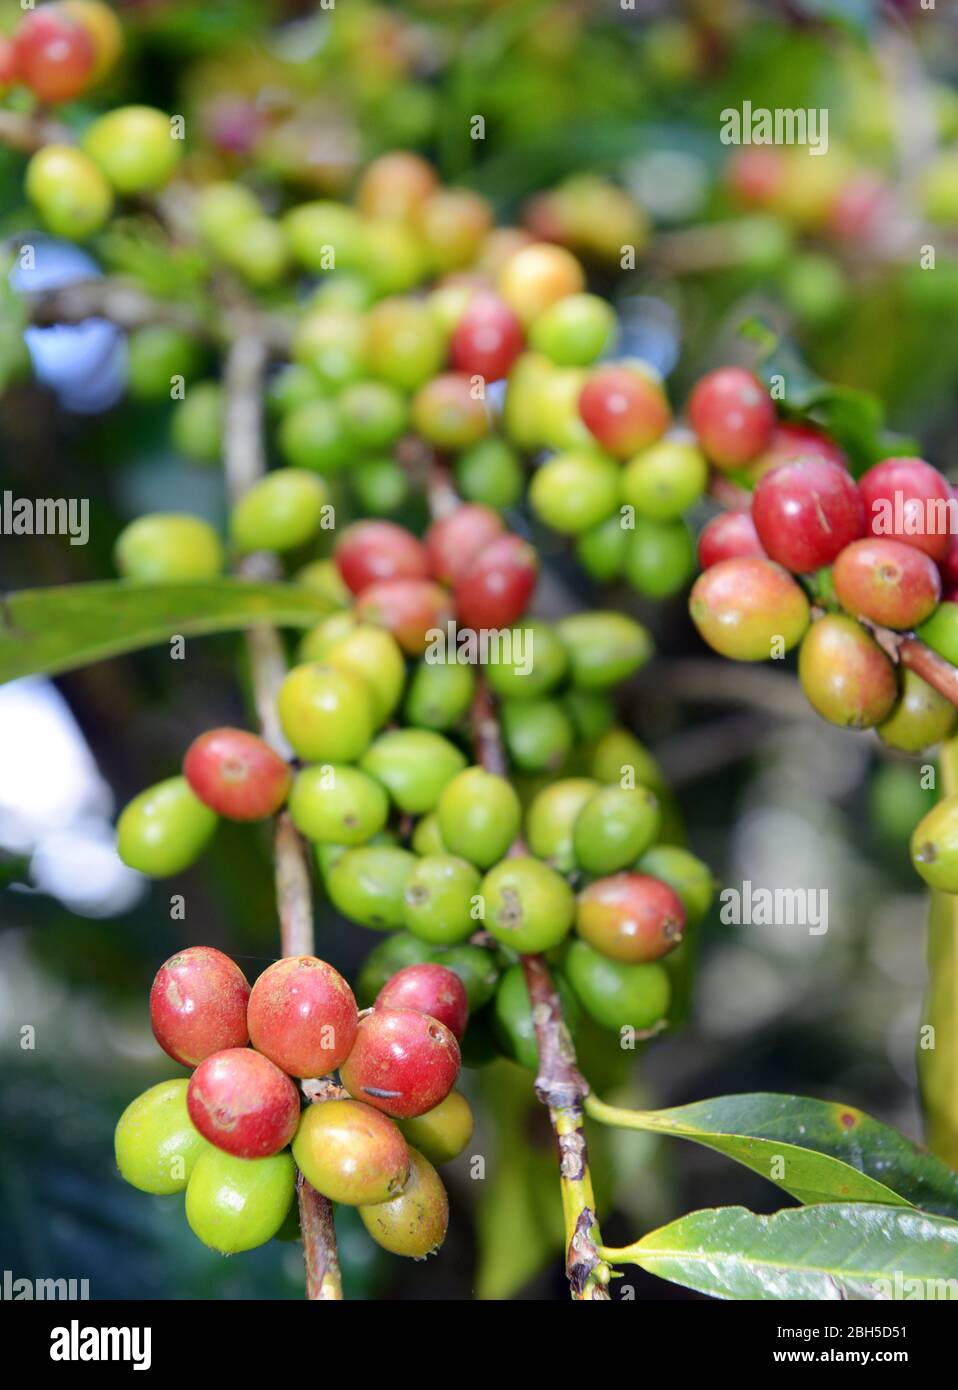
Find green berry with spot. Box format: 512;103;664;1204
566;938;670;1033
437;767;521;867
185;1149;296;1254
114;1079;209;1195
115;513;224;582
911;796;958;892
360;730;467;815
526;778;600;873
402;854;482;945
396;1090;474;1165
501;698;574;772
480;856;575;953
230;469;329;554
556;611;653;689
289;764;389;845
573;785;661;874
405;661;476;731
117;776;217;877
878;669;956;754
327;845;418;928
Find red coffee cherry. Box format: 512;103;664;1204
150;946;251;1067
412;372;490;449
375;964;469;1041
689;556;810;661
941;514;958;589
340;1008;461;1118
449;293;524;382
183;727;291;821
832;538;941;630
750;421;846;479
697;510;765;570
187;1048;300;1158
14;8;95;104
858;457;953;562
0;37;16;90
355;578;454;656
576;873;686;964
751;458;865;573
688;367;775;470
425;503;505;585
247;955;359;1077
335;520;430;595
454;534;538;630
828;172;891;244
578;365;671;458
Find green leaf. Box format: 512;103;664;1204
606;1203;958;1300
0;580;334;685
586;1092;958;1215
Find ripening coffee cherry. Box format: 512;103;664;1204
293;1099;409;1205
480;856;575;953
412;372;491;449
688;367;775;469
115;1079;209;1194
84;106;181;193
437;767;521;867
187;1048;300;1158
117;776;217;877
402;854;481;945
277;664;376;762
911;797;958;892
555;611;653;688
689;557;810;661
622;440;708;521
450;293;524;381
247;955;358;1077
25;146;113;239
624;516;696;599
798;615;898;728
356;579;454;656
62;1;124;83
878;669;956;754
859;457;953;562
150;946;250;1067
636;845;714;927
365;297;445;390
357;151;438;220
590;726;665;792
485;618;568;700
360;1147;449;1258
405;661;476;731
526;778;600;873
529;293;616;367
418;186;492;269
289;764;389;846
183;728;291;821
186;1148;296;1254
454;534;539;631
425;504;504;585
573;786;661;874
326;846;417;929
578;365;672;457
341;1008;461;1118
361;730;467;815
376;964;469;1041
697;510;765;569
832;537;941;630
492;964;580;1071
397;1090;474;1166
566;939;671;1033
497;242;586;325
751;458;865;573
115;513;224;582
576;873;685;964
230;470;329;554
14;9;95;104
749;420;847;479
455;437;524;510
529;450;621;535
501;698;574;771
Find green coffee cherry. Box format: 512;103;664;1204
556;612;653;689
127;326;202;401
299;612;357;662
573;785;661;874
185;1149;296;1254
291;309;368;389
589;726;665;792
171;382;223;464
267;363;328;417
195;181;262;251
356;932;434;1006
353;458;409;514
492;964;580;1070
405;661;476;731
278;399;351;474
575;514;629;581
528;293;616;366
917;603;958;667
278;664;376;762
360;730;467;815
911;797;958;893
25;145;113;239
485;619;568;700
412;812;447;856
501;698;574;772
480;857;575;953
622;440;708;521
117;776;217;877
437;768;521;867
283;201;364;272
624;516;696;598
296;557;351;608
115;1079;208;1195
529;451;621;535
115;513;224;582
565;938;670;1033
83;105;181;193
526;778;600;873
435;943;501;1011
358;1147;448;1258
338;380;409;450
403;854;482;945
289;765;389;845
564;690;615;742
230;469;329;554
324;625;406;725
455;438;524;510
219;218;290;287
362;219;428;294
397;1090;474;1165
635;845;714;926
327;846;418;928
878;669;956;754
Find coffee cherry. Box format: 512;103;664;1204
247;955;358;1077
636;846;714;927
578;365;671;457
376;964;469;1041
556;611;653;688
751;458;864;573
353;457;409;515
832;537;941;629
450;293;524;381
412;813;447;857
566;939;670;1032
14;9;95;104
114;513;224;582
454;534;538;630
622;439;708;521
230;470;328;554
341;1008;461;1118
0;36;15;93
115;1079;209;1194
750;421;847;479
911;797;958;892
25;146;113;239
697;510;765;569
84;106;180;193
127;326;202;401
357;934;436;1006
293;304;369;387
335;520;429;595
289;765;388;846
412;373;490;449
576;872;685;964
526;778;600;873
305;622;404;724
183;728;291;822
359;1146;449;1257
878;669;956;753
859;457;953;562
405;660;476;731
480;856;575;953
361;730;467;815
497;242;586;325
492;964;580;1071
689;557;810;661
366;297;445;391
418;187;492;270
918;602;958;665
485;619;568;700
425;504;505;585
529;451;621;535
171;382;223;464
278;399;351;474
590;726;665;792
338;380;408;451
798;615;898;728
624;516;696;599
688;367;775;469
327;846;417;929
356;579;454;657
277;663;375;762
573;786;660;874
187;1048;300;1158
564;689;615;741
296;557;351;609
501;697;574;771
402;854;481;945
150;947;250;1067
117;776;217;877
357;151;438;221
576;514;629;580
186;1148;296;1254
397;1090;473;1165
529;293;616;367
293;1098;410;1206
61;1;123;83
455;437;524;510
437;767;521;867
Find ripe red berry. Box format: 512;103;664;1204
688;367;775;470
340;1008;461;1119
941;514;958;589
454;534;538;630
183;727;291;821
187;1048;300;1158
578;365;671;458
449;293;524;382
425;503;505;585
247;955;359;1077
355;578;454;656
0;37;16;91
832;538;941;630
14;9;95;104
697;510;765;569
150;947;251;1068
335;521;430;596
375;964;469;1041
750;421;846;479
751;458;865;573
576;873;686;964
858;457;953;562
827;173;891;244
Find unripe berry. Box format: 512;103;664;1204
911;796;958;892
115;514;224;582
277;663;376;762
341;1009;461;1118
361;730;467;815
917;602;958;666
688;367;775;469
359;1147;449;1258
798;615;898;728
497;242;586;325
437;767;521;867
636;846;715;927
25;146;113;240
83;106;181;194
590;726;665;792
247;955;358;1077
186;1148;295;1253
356;578;454;657
878;670;956;754
450;293;524;381
622;439;708;521
150;946;250;1067
858;457;953;562
425;504;505;585
501;697;574;771
530;293;616;367
293;1098;410;1206
689;557;810;661
14;9;95;104
455;437;524;510
454;534;539;630
573;786;660;874
218;217;290;288
576;515;629;581
697;510;765;569
289;764;388;846
115;1079;209;1195
566;939;671;1033
578;365;672;457
529;450;621;535
376;964;469;1041
127;326;202;401
412;373;490;449
555;611;653;688
832;538;941;630
397;1090;474;1166
338;380;409;451
751;458;864;573
404;660;476;731
187;1048;300;1158
171;382;223;464
326;846;417;929
117;776;217;877
365;297;445;391
230;470;329;554
576;872;685;964
485;618;568;700
312;623;405;725
623;516;695;599
480;856;575;953
402;854;482;945
277;398;351;473
183;728;291;821
564;689;615;741
526;778;600;873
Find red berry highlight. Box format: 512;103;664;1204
340;1008;461;1118
375;964;469;1041
14;9;95;104
183;727;291;821
697;510;765;570
425;503;505;585
449;293;524;382
150;946;251;1068
247;955;359;1077
578;365;671;458
751;458;865;573
187;1048;300;1158
858;457;953;562
335;521;430;595
454;534;538;630
688;367;775;470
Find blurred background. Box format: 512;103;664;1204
1;0;956;1299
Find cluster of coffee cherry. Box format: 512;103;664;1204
0;2;121;106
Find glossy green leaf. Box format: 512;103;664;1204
0;580;334;685
605;1203;958;1300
